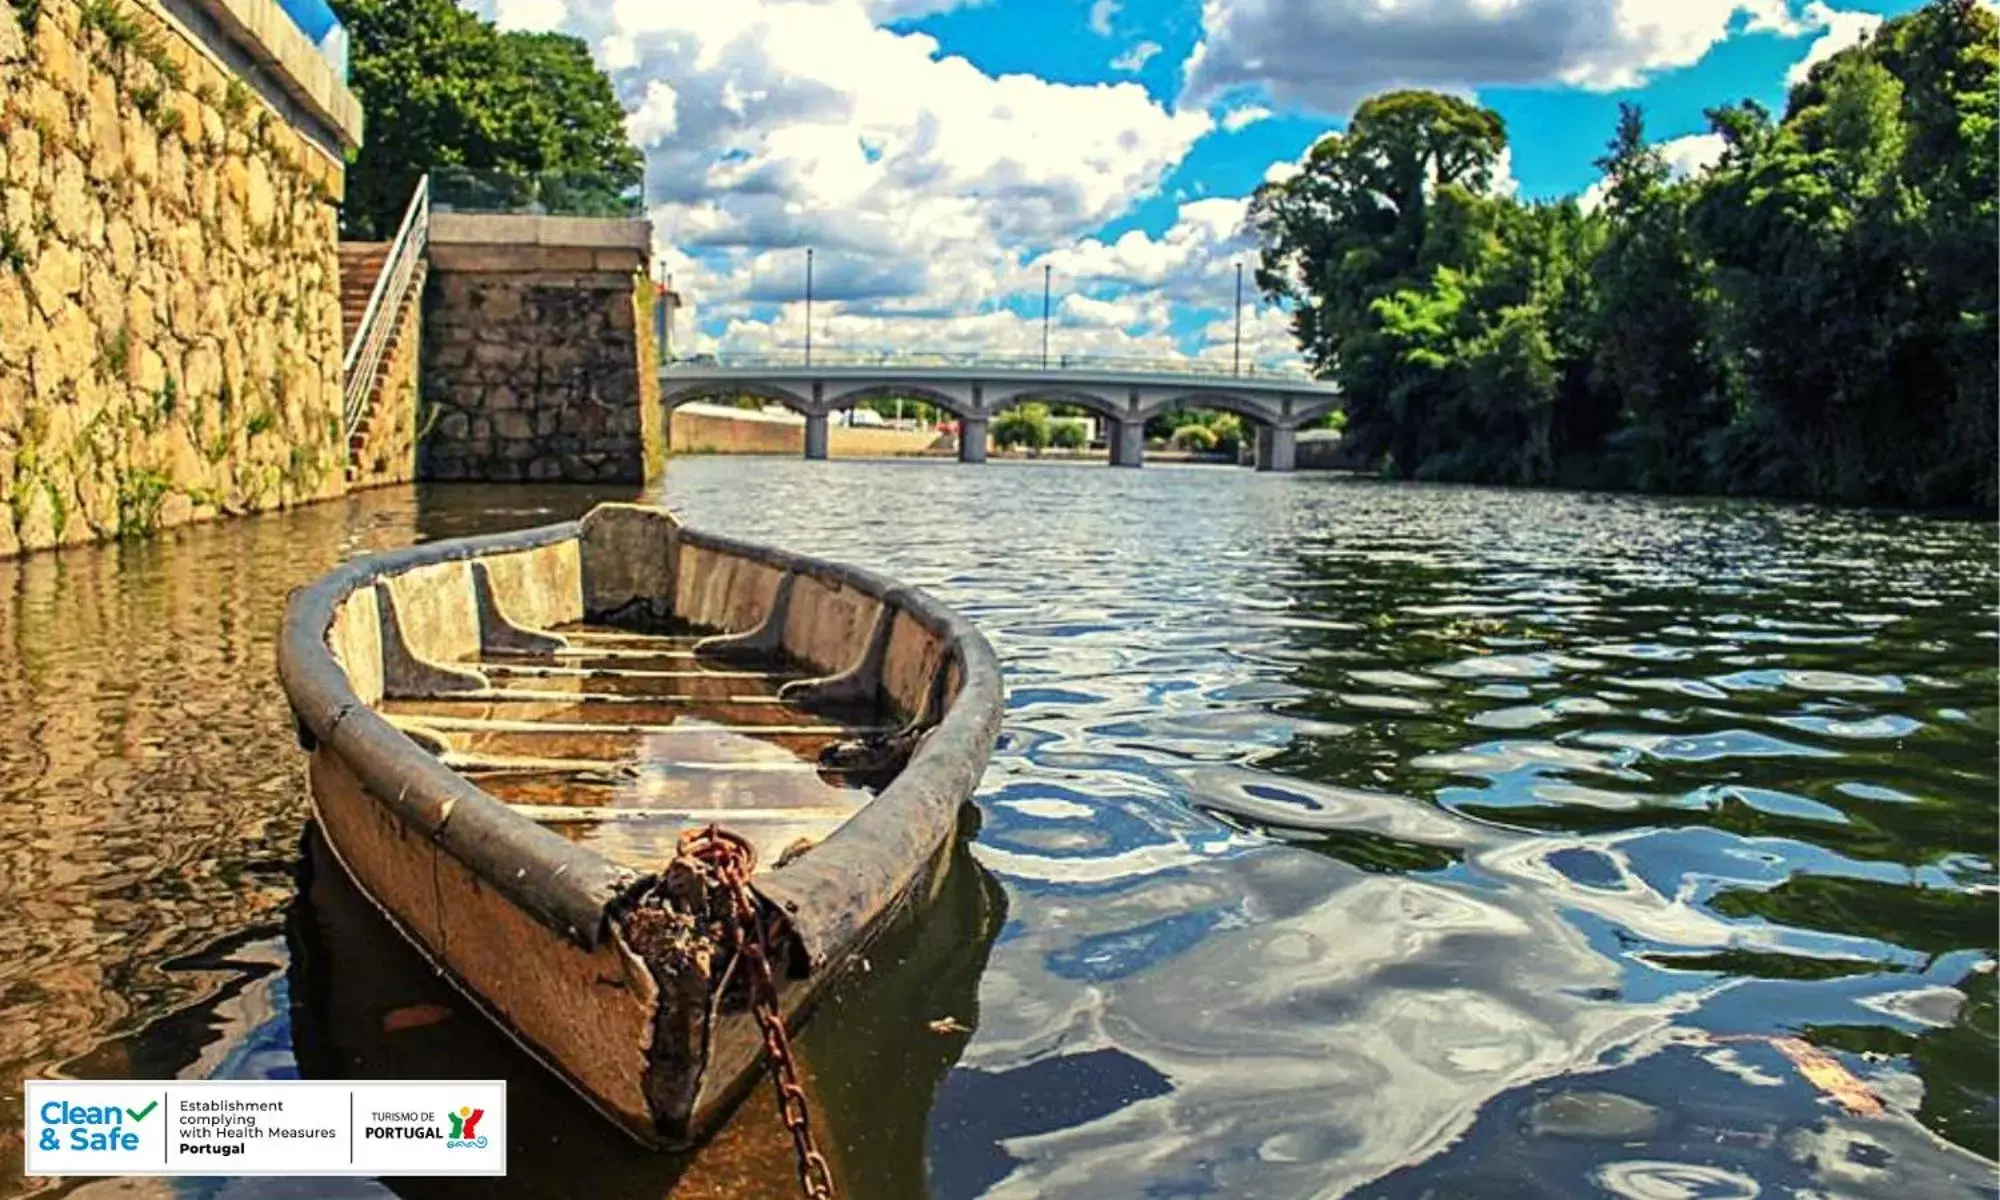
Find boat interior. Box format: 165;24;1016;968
383;622;895;872
317;507;958;881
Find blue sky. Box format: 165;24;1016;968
897;0;1925;240
467;0;1932;361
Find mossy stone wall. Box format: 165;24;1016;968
0;0;346;557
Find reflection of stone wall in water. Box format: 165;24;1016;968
0;0;352;557
419;230;665;485
0;491;452;1184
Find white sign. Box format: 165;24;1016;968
25;1080;506;1177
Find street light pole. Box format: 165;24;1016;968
1042;263;1051;369
805;247;814;367
1233;261;1243;378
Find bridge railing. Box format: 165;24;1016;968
664;350;1318;383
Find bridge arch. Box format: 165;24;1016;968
1144;389;1289;428
662;380;816;414
824;384;974;420
1289;397;1344;427
983;388;1127;422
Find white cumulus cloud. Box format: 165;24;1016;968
1182;0;1824;114
1220;105;1273;133
1089;0;1120;37
625;79;681;146
468;0;1250;359
1577;131;1727;211
1111;40;1163;73
1785;2;1884;84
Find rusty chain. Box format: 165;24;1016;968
678;825;838;1200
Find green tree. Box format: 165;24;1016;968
1250;91;1510;474
1693;0;1997;505
1249;1;1996;509
1589;104;1726;491
332;0;644;237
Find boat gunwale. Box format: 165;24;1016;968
277;509;1004;959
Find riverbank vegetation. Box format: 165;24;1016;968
1150;410;1247;457
1251;0;1996;510
992;404;1090;451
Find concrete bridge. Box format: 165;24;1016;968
658;354;1343;471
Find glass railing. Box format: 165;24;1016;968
275;0;348;84
663;350;1320;383
429;167;645;218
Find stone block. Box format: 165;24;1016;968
3;126;36;187
104;216;135;266
474;286;524;321
28;241;82;318
123;112;158;184
48;150;90;241
133;343;167;393
30;15;79;95
28;78;68;134
0;272;28;363
246;156;273;228
471;341;523;368
0;0;23;64
84;100;117;186
14;481;56;551
182;342;222;399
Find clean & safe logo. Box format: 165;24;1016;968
36;1094;158;1155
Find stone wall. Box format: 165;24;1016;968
0;0;354;557
345;267;422;489
670;403;804;456
1296;428;1361;471
419;219;663;485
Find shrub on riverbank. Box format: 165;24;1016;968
1050;420;1087;450
1170;425;1219;452
993;404;1050;450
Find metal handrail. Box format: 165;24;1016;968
664;349;1318;383
342;175;431;444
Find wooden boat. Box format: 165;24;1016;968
276;502;1002;1149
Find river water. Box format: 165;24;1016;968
0;458;1994;1198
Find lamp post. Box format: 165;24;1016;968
804;247;814;367
1041;263;1051;369
1233;261;1243;378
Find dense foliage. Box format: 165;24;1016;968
1250;0;1997;510
992;404;1053;450
332;0;643;237
1148;408;1247;456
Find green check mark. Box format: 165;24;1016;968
126;1101;158;1122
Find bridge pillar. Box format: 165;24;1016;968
958;417;988;463
804;412;829;460
1108;418;1144;468
1254;425;1297;473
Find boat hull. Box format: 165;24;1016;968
277;503;1003;1147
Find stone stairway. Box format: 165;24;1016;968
337;241;421;482
338;241;392;341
